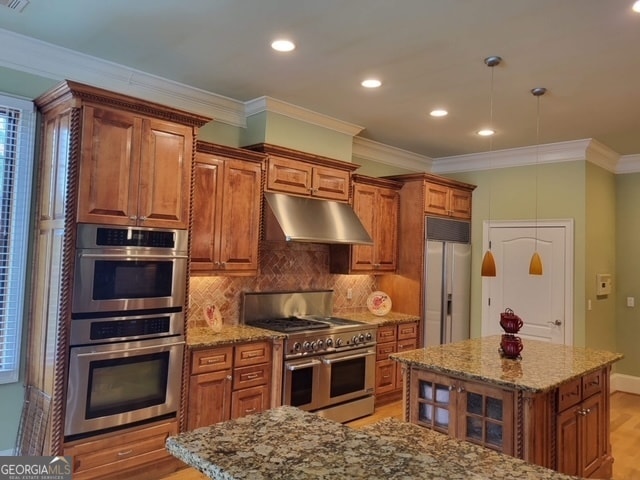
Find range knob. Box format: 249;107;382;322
365;332;373;341
352;335;359;345
303;341;311;351
311;341;318;351
292;342;302;352
317;339;324;350
335;338;343;347
359;333;365;343
325;338;333;348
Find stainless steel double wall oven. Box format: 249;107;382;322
65;224;187;439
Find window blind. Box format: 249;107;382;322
0;94;35;384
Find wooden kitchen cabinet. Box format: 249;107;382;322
556;370;609;478
330;175;401;274
187;341;272;430
424;180;473;220
77;104;194;228
375;322;418;404
191;142;264;275
245;143;358;202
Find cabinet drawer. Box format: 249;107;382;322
233;363;270;390
231;385;270;419
558;377;582;411
398;322;418;340
397;338;418;353
191;346;233;375
376;342;396;361
582;369;603;399
65;421;177;478
377;326;397;343
235;341;272;367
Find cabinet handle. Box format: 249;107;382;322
129;215;137;221
244;373;259;380
139;216;147;222
245;408;256;414
448;385;454;391
117;449;133;457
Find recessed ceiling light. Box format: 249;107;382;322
633;0;640;12
271;39;295;52
361;79;382;88
477;129;495;137
430;109;448;117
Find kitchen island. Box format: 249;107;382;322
390;336;623;478
166;405;578;479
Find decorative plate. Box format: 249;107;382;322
366;291;392;316
203;303;223;330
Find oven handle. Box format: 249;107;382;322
74;341;185;357
321;349;375;364
285;359;322;371
78;252;188;260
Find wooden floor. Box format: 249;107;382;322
163;391;640;480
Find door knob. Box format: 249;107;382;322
547;319;562;326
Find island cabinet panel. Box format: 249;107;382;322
187;341;272;430
78;105;193;228
64;419;180;480
190;142;264;275
245;143;359;202
375;322;417;404
330;175;401;274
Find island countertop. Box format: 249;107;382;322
166;405;578;480
390;335;623;392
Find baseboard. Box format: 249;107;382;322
611;373;640;395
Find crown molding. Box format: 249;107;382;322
0;27;246;127
431;139;620;174
352;136;432;172
244;96;364;137
617;154;640;174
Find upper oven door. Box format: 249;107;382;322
72;247;187;313
318;348;375;407
283;357;323;411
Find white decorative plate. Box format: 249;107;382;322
366;291;392;316
203;303;223;330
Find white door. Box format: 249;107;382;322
481;220;574;344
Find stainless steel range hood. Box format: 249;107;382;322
263;192;373;245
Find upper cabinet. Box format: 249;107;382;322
191;142;264;275
330;175;401;274
424;179;473;220
77;105;196;228
245;143;358;202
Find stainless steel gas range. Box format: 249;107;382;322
242;290;376;423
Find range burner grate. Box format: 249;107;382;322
246;317;330;333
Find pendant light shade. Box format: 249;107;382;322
481;55;501;277
529;87;546;276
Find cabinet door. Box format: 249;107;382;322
191;155;223;271
375;359;397;395
266;156;313;195
217;159;262;272
312;166;350;201
449;188;472;220
138;118;193;229
581;393;605;478
395;338;417;390
409;370;455;435
457;380;514;455
350;184;377;271
231;385;270;419
374;187;399;270
424;182;450;217
77;105;141;225
187;370;231;430
557;406;580;476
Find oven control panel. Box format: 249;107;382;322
285;329;376;358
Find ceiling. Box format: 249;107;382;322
1;0;640;159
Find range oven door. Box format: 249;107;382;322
65;336;184;438
282;357;322;411
318;348;375;408
72;248;187;313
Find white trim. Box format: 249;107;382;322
617;154;640;174
352;136;432;172
584;139;620;173
0;448;14;456
481;219;575;346
244;96;364;137
610;373;640;395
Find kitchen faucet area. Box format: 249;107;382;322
3;2;640;480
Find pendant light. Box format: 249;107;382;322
529;87;546;276
480;55;501;277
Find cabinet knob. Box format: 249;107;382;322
226;375;232;381
139;216;147;222
129;215;137;221
457;386;465;393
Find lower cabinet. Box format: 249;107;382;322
64;420;179;480
405;365;612;477
188;341;271;430
375;322;418;403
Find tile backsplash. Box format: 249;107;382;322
188;241;377;329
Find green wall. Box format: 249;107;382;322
616;173;640;376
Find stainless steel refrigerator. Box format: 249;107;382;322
424;217;471;346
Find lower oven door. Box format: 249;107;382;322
282;357;322;411
65;335;184;438
318;348;375;408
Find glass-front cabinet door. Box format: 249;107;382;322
409;370;455;435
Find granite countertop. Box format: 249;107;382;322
187;325;286;349
338;310;420;327
166;405;578;480
391;335;623;393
